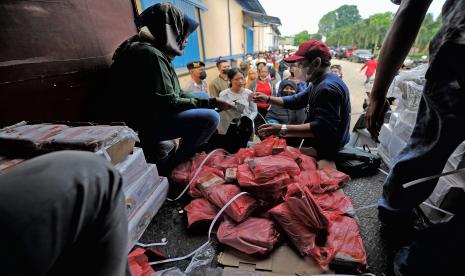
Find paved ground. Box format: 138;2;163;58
141;60;396;275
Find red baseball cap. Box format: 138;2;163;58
284;40;331;63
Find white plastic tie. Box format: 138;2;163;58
149;191;249;265
378;168;389;176
135;238;168;247
167;148;231;201
402;167;465;188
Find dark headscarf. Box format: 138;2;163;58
135;3;199;56
278;80;297;96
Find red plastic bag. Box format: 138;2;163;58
205;184;257;223
236;148;256;164
327;215;367;270
314;192;354;216
276;146;301;160
249;156;300;180
217;217;280;255
253;136;286;157
207;150;238;170
128;248;166;276
184;198;220;228
237;163;290;202
269;183;334;266
188;166;224;198
299;154;318;171
317;167;350;193
169;152;208;193
297;168;349;194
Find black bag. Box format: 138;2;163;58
335;145;381;177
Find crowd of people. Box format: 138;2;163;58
2;0;464;275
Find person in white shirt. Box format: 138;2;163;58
218;67;257;135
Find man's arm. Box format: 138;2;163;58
360;62;367;72
366;0;432;138
287;124;314;138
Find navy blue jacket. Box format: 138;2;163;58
282;73;351;157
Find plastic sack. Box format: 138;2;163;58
253;136;286;157
184;198;220;228
276;146;302;161
293;166;349;194
299;154;318;171
328;215;367;271
169;152;224;198
128;248;155;276
269;182;333;266
237;163;290;203
217;217;280;255
236;148;256;164
249;155;300;180
189;166;224;198
207;150;238;170
314;192;355;216
205;184;257;223
317;167;350;193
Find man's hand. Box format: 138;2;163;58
258;124;281;138
252;92;269;104
215;98;234;111
365;97;388;140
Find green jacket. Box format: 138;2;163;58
107;36;216;125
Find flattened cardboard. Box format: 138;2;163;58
104;138;136;165
218;244;329;276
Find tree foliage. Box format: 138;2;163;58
318;5;362;36
294;30;310;46
323;6;441;55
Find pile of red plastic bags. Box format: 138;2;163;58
170;136;367;271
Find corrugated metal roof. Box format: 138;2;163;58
243;10;281;26
236;0;266;13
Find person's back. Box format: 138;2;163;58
108;35;175;127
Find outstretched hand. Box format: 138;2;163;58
215;98;235;111
251;92;269;104
258;123;281;138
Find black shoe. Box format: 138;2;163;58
378;205;416;248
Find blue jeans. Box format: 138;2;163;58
381;43;465;211
141;108;220;163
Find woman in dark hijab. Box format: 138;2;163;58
107;3;232;173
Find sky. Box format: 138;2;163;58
259;0;446;36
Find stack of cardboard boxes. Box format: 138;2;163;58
0;122;168;251
378;64;427;168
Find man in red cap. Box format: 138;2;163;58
252;40;351;158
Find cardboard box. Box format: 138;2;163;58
124;164;162;219
0;122;137;164
115;147;151;190
127;177;169;252
218;244;329;276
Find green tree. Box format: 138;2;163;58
318;5;361;36
334;5;362;28
318;11;337;37
294;30;310;46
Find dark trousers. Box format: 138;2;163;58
382;43;465;211
0;151;130;276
